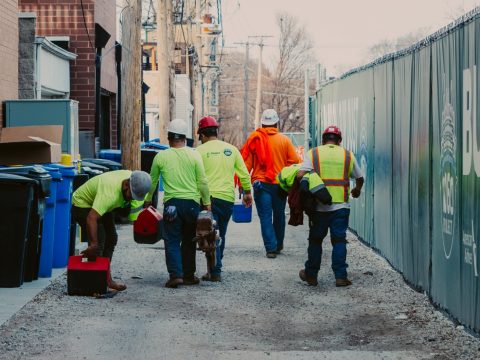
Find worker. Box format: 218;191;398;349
196;116;253;282
145;118;211;288
297;125;364;287
72;170;152;291
277;164;332;225
241;109;300;258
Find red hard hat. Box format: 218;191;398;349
197;116;219;133
323;125;342;140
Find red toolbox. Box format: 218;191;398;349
133;206;163;244
67;256;110;296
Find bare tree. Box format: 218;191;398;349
266;12;315;133
217;14;315;147
365;27;430;62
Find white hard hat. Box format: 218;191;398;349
167;118;188;136
129;171;152;200
261;109;279;125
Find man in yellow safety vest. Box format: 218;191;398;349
145;118;211;288
297;125;364;287
197;116;252;282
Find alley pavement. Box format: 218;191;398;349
1;210;480;360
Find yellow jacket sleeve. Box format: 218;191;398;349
194;152;211;205
234;148;252;191
146;153;161;202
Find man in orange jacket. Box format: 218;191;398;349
241;109;300;258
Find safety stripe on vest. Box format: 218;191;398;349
312;149;321;175
323;179;349;186
129;205;144;214
277;172;287;187
309;183;326;193
343;150;352;201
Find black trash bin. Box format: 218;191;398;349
81;161;109;173
0;174;36;287
69;173;90;255
83;158;122;171
0;167;51;282
81;166;102;178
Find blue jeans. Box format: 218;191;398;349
253;182;287;253
211;197;234;276
162;199;200;279
305;208;350;279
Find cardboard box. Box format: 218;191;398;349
0;125;63;165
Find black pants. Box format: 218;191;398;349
71;206;118;260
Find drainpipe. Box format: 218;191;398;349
115;42;122;149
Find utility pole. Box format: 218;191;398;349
192;0;204;137
253;42;263;129
120;0;142;170
157;0;170;143
249;36;272;129
235;41;250;142
304;69;310;151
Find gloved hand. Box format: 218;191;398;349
314;187;332;205
164;206;178;222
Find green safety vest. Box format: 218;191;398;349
310;145;353;203
277;164;301;191
277;164;325;194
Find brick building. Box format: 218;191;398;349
19;0;118;148
0;0;19;128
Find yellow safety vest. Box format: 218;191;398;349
277;164;301;191
277;164;326;194
128;200;145;221
310;145;353;203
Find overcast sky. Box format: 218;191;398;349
221;0;480;76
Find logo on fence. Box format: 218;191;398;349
440;83;458;260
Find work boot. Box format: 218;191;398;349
183;275;200;285
266;252;277;259
201;273;221;282
165;277;183;288
299;269;318;286
335;278;352;287
108;274;127;291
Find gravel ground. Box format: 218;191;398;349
1;211;480;360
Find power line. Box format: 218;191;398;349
80;0;94;49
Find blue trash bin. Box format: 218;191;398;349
39;166;62;277
49;164;76;268
99;149;121;163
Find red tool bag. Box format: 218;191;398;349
133;206;163;244
67;256;110;296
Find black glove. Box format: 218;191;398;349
314;187;332;205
